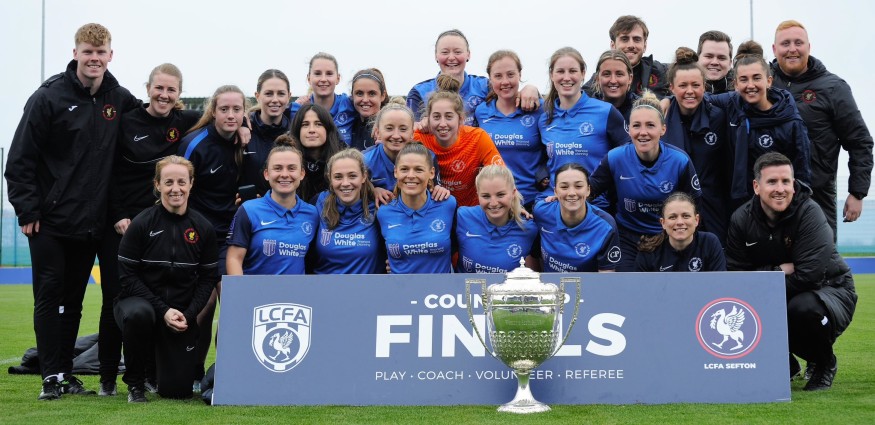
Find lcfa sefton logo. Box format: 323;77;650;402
253;303;312;373
696;298;761;360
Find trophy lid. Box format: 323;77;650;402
489;258;558;295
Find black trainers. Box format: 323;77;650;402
98;381;117;396
804;361;816;380
60;375;96;395
789;354;801;381
803;356;837;391
128;386;148;403
144;378;158;394
38;376;61;401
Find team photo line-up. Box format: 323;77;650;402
6;15;870;403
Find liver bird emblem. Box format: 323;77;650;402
709;306;745;350
269;331;294;361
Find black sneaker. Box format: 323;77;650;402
143;378;158;394
98;381;117;396
789;354;801;381
38;376;61;401
804;362;816;380
803;356;837;391
60;375;96;395
128;386;148;403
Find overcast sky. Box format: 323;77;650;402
1;0;873;211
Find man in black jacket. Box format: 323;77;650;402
5;23;139;400
583;15;670;98
726;152;857;391
770;20;874;240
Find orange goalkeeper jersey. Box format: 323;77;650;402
415;126;504;207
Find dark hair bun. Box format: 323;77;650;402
736;40;764;58
674;47;698;65
273;133;297;147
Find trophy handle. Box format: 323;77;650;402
554;277;582;356
465;278;499;361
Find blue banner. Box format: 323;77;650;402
213;272;790;405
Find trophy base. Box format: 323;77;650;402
497;399;551;414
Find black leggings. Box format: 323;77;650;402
114;296;199;398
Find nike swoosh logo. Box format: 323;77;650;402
482;117;495;123
68;105;78;111
545;125;558;131
149;230;164;237
243;151;256;155
261;220;278;226
745;241;757;247
186;346;195;352
371;177;386;182
620;175;635;180
540;226;554;234
659;265;673;271
210;165;223;174
388;224;402;229
133;135;149;142
730;122;739;127
465;231;481;237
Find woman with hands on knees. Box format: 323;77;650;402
115;156;219;402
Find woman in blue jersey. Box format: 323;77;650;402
242;69;292;196
591;50;639;125
474;50;546;210
349;68;388;151
311;149;385;274
635;192;725;272
663;47;731;244
589;92;702;271
534;163;621;272
705;41;811;205
364;98;450;206
538;47;630;207
377;142;457;274
289;103;345;203
456;165;538;273
407;29;540;126
226;136;319;275
289;52;357;146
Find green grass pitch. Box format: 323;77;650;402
0;277;872;424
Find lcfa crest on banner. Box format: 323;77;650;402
252;303;312;373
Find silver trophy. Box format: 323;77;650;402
466;259;581;414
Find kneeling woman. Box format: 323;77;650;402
226;137;319;275
456;165;538;273
311;149;385;274
378;142;457;273
635;192;726;272
534;163;621;272
115;156;219;402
